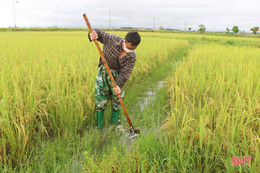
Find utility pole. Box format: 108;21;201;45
55;7;59;28
13;0;18;28
185;19;186;31
153;16;155;31
109;9;111;29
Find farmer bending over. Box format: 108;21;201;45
89;29;141;129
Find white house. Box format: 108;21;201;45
250;28;260;34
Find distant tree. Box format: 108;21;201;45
188;27;192;31
232;26;239;34
225;27;230;34
159;26;164;30
120;27;136;29
252;27;259;34
198;24;206;33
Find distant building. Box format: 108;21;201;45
153;27;159;31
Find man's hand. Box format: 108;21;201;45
90;31;98;41
113;85;121;95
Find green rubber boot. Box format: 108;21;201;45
97;110;104;129
111;110;120;124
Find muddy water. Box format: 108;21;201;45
115;125;159;152
116;125;139;149
139;81;164;111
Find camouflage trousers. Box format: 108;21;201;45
95;64;121;111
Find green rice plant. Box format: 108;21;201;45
162;43;260;172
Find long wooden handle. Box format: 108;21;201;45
83;14;133;128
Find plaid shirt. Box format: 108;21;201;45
89;29;136;89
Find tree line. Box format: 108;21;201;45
197;25;259;34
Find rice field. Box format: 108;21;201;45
161;43;260;172
0;31;189;169
0;30;259;172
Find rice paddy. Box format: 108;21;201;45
0;30;259;172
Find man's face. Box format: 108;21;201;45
125;41;138;51
123;40;138;51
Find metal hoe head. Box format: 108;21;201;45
130;127;140;135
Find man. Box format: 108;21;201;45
89;29;141;129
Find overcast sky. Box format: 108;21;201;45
0;0;259;31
